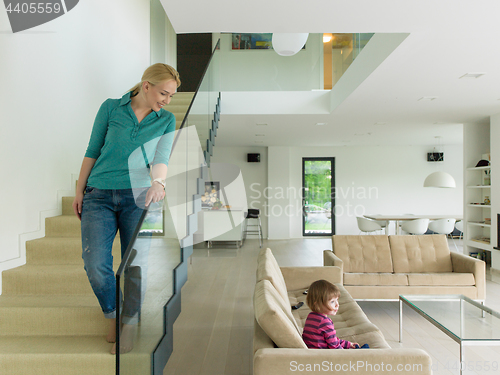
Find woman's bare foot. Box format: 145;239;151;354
106;318;116;343
111;323;136;354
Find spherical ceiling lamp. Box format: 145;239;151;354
272;33;309;56
423;171;456;188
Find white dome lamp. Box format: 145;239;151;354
272;33;309;56
423;171;456;188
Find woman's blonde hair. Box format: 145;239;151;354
129;63;181;96
306;279;340;314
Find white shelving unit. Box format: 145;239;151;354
465;166;492;254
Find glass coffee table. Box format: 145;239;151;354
399;295;500;374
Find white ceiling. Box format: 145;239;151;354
161;0;500;147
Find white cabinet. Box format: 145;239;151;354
203;209;244;247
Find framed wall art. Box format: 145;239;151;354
202;181;220;208
232;33;273;50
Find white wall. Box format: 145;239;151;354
151;0;177;68
267;144;463;238
0;1;152;286
209;146;268;238
218;33;323;91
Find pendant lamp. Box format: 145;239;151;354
272;33;309;56
423;171;456;188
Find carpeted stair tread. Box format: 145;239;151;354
0;336;116;375
1;264;109;295
45;215;82;237
26;236;121;265
0;336;150;375
0;295;107;336
0;335;115;354
61;196;75;215
0;294;100;308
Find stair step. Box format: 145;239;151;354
0;336;116;375
171;92;194;99
171;113;186;122
45;215;81;237
166;104;189;113
62;196;75;215
0;295;107;336
1;264;112;295
26;237;121;265
0;335;150;375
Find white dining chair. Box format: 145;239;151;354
429;218;457;250
356;217;383;235
400;218;430;235
374;219;388;230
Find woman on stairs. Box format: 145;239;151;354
72;63;180;354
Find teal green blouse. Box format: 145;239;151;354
85;92;176;189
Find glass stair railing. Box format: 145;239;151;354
115;39;221;375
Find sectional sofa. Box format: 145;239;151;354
253;248;432;375
323;234;485;301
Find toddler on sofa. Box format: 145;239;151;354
302;279;361;349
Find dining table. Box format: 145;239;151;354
364;214;463;235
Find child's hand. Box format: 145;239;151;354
350;342;359;349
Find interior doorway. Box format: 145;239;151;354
176;33;213;92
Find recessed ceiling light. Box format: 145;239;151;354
418;96;438;101
460;73;486;79
315;122;327;126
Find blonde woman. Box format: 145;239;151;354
73;63;180;354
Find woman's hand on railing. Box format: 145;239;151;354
73;192;84;221
145;182;165;207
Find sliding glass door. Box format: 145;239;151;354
302;157;335;236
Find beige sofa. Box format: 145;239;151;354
324;235;485;301
253;248;432;375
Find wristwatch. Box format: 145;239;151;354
153;178;166;188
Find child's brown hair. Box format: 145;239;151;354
306;279;340;314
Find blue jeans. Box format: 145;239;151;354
81;187;150;324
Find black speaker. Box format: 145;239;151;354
247;153;260;163
427;152;444;162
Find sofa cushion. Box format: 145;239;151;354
389;235;453;273
332;235;393;273
407;273;475;286
256;248;290;305
344;273;409;286
253;280;307;349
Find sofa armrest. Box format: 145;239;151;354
323;250;343;270
450;251;486;300
254;348;432;375
280;266;342;290
323;251;344;285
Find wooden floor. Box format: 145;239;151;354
163;238;500;375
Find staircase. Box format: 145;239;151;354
0;94;194;375
169;92;194;130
